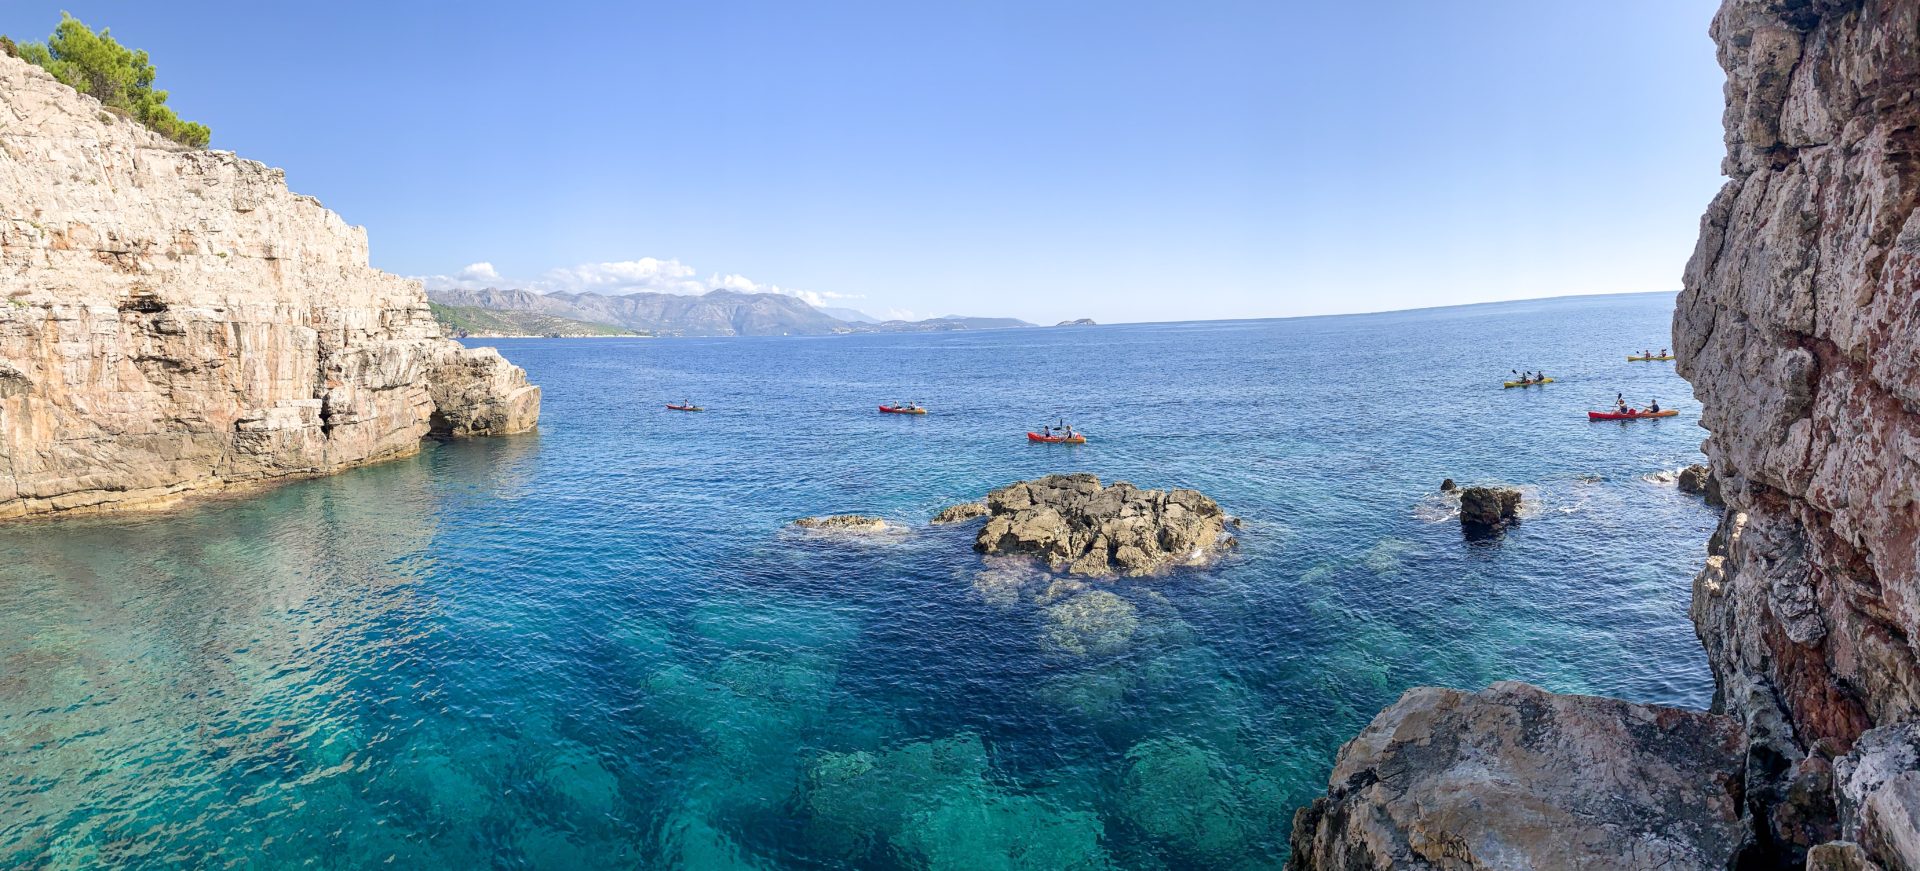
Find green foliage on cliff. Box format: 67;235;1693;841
430;302;642;338
8;13;211;148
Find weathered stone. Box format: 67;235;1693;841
1457;485;1520;537
1835;724;1920;869
1286;682;1750;871
930;501;989;524
791;514;897;534
1295;2;1920;868
1806;841;1885;871
0;54;537;519
1678;464;1727;508
973;474;1233;577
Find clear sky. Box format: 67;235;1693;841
3;1;1728;324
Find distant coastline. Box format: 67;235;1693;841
434;288;1681;340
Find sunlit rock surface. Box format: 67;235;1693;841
0;53;537;519
975;474;1234;577
1286;683;1749;870
1294;0;1920;867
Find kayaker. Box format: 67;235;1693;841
1661;348;1670;357
1648;399;1661;413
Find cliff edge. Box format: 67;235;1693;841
1291;1;1920;867
0;54;538;518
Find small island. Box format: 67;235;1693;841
1055;318;1097;327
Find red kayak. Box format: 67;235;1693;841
1027;431;1087;444
666;404;704;412
1588;409;1677;420
879;405;927;415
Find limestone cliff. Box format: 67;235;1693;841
1290;1;1920;867
0;54;538;518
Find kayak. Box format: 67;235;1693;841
1627;355;1676;361
666;404;704;412
1503;377;1555;388
1588;409;1677;420
1027;432;1087;444
879;405;927;415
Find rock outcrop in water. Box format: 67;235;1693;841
1293;1;1920;867
974;474;1233;577
1678;464;1724;507
0;54;538;518
792;514;901;535
930;501;989;524
1456;485;1520;538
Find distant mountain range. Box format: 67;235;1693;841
427;288;1035;337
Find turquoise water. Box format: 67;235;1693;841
0;292;1716;869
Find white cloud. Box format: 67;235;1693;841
412;261;509;291
414;256;860;310
537;257;705;295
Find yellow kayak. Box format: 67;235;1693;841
1503;377;1555;388
1627;355;1675;362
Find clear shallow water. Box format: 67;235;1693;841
0;292;1716;869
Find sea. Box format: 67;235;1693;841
0;291;1718;869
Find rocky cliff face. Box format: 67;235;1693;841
0;54;538;518
1679;0;1920;863
1290;1;1920;867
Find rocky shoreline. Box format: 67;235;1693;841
0;54;538;519
1288;1;1920;867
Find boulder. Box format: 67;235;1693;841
1286;682;1750;870
1457;485;1520;537
931;501;989;524
973;474;1233;577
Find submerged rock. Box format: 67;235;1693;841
974;474;1233;577
804;733;1109;869
1041;590;1139;656
1120;736;1287;862
1286;682;1749;870
931;501;989;524
1457;485;1520;537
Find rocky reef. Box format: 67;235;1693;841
791;514;902;535
974;474;1234;577
0;54;537;518
1291;1;1920;867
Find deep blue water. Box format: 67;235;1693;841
0;292;1716;869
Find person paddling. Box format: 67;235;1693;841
1648;398;1661;413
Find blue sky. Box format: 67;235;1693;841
3;2;1727;324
